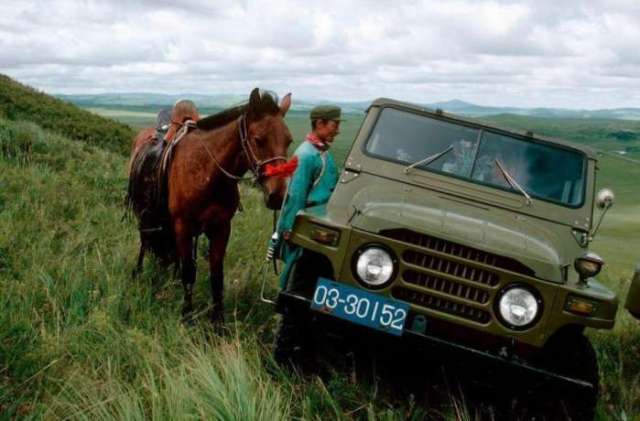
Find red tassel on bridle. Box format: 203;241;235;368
263;156;299;178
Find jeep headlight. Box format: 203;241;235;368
497;286;541;329
355;246;395;287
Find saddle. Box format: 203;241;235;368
126;110;197;262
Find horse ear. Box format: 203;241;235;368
249;88;261;115
279;93;292;116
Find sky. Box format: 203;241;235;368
1;0;639;109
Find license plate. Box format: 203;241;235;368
310;278;409;336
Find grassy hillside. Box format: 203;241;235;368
0;74;134;155
0;118;334;419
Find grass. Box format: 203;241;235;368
0;118;437;420
1;111;639;420
589;150;640;280
83;108;159;130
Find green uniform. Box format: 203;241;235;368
278;140;338;288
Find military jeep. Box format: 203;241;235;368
274;98;620;418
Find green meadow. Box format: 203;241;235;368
1;81;639;419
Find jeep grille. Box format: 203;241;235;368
393;286;491;324
403;250;499;287
380;228;534;277
403;269;490;304
379;228;534;325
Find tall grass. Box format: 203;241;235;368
1;117;638;420
0;118;415;420
46;331;292;420
0;117;296;419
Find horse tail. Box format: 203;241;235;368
126;133;177;265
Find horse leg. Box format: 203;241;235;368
207;220;231;325
193;235;199;261
173;260;180;279
134;244;145;277
174;219;196;320
132;231;146;278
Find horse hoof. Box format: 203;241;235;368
181;314;197;326
208;309;225;328
181;306;195;324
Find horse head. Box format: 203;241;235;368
245;88;293;210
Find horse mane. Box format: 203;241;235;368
197;104;247;131
196;90;281;131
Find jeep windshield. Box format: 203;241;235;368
365;107;586;207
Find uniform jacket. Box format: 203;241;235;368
277;139;338;287
278;140;338;235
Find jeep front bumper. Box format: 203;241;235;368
276;290;596;394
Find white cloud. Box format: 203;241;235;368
0;0;639;108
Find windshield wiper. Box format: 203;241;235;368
403;145;454;174
495;159;532;206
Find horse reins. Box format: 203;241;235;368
197;114;287;183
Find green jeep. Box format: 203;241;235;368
273;98;621;418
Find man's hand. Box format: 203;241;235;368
282;231;292;241
266;232;282;262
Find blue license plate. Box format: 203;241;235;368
310;278;409;336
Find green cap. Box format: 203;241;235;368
309;105;344;121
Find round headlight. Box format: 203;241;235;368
355;246;395;287
498;286;541;329
574;252;604;281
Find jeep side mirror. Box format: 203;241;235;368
595;188;615;210
625;263;640;320
590;188;615;240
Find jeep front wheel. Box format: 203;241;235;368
515;330;599;420
273;311;312;369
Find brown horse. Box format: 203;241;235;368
128;88;293;323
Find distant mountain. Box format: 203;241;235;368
57;93;640;121
57;93;247;110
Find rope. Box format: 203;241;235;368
197;136;254;182
272;210;280;275
196;114;288;183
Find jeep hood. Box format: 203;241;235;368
348;193;572;282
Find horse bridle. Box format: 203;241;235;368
197;113;287;184
237;114;287;181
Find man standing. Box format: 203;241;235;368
164;99;200;143
276;105;343;288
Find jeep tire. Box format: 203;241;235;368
515;330;599;420
273;310;312;369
